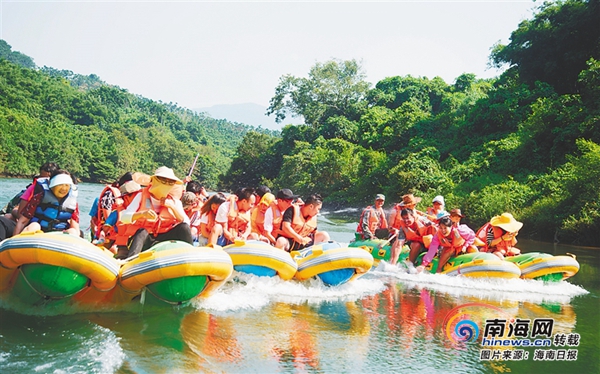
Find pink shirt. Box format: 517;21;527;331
422;224;475;267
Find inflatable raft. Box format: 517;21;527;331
0;231;119;307
223;240;297;280
292;242;373;286
116;241;233;306
351;239;520;279
349;238;392;267
417;252;522;279
504;252;579;281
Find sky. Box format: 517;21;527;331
1;0;538;111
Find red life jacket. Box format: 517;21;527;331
356;205;388;236
93;185;121;239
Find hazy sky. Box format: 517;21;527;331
2;1;537;110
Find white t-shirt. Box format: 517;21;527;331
263;207;274;233
215;201;234;223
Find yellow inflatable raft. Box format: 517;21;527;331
505;252;580;281
114;241;233;306
293;242;374;286
0;231;119;307
223;240;297;280
437;252;522;279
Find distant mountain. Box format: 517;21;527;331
195;103;297;131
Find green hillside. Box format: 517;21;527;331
0;39;270;188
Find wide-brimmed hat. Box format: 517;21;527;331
276;188;299;200
132;172;152;186
119;181;141;195
375;194;385;201
432;195;445;205
490;213;523;232
450;208;464;218
49;173;73;188
402;193;422;206
153;166;183;184
259;192;276;206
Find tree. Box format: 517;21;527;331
220;131;280;190
0;40;35;69
266;59;371;127
490;0;600;94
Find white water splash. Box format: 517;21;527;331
370;261;589;304
194;271;386;313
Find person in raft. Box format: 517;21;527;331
419;213;476;273
388;193;426;231
119;166;192;258
424;195;447;222
13;170;81;236
263;189;299;244
356;193;389;240
389;207;436;270
276;193;330;252
251;192;278;245
213;187;256;246
1;162;60;221
476;212;523;259
196;192;228;246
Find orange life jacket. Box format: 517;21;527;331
115;187;181;242
251;205;277;237
227;197;250;237
389;204;403;230
476;222;514;254
400;217;435;244
437;226;466;256
356;205;388;235
282;204;318;239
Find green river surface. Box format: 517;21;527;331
0;178;598;373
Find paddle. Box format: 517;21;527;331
187;153;200;179
377;232;398;250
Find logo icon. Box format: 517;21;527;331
443;303;509;344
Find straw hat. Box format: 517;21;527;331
490;213;523;232
450;208;464;218
402;193;422;206
132;172;152;186
119;181;141;195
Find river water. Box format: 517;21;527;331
0;178;598;373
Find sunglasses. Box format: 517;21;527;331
156;176;176;186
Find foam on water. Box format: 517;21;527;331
371;261;589;304
194;271;386;312
2;322;124;374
